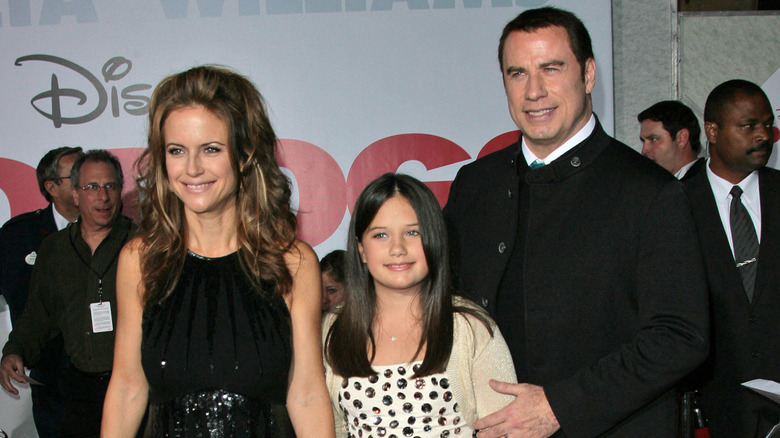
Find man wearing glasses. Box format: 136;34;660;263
1;149;136;437
0;146;81;436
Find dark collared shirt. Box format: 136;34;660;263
2;216;136;373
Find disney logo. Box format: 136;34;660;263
14;54;151;128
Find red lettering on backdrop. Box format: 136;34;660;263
2;133;514;244
0;158;46;217
346;134;470;211
774;126;780;143
478;130;521;159
277;139;347;247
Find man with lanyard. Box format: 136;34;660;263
0;149;136;437
0;146;81;436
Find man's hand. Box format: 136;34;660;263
474;380;560;438
0;354;28;395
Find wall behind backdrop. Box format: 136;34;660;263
678;10;780;172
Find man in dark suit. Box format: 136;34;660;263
637;100;705;180
0;146;82;437
683;80;780;437
443;7;710;437
2;149;135;437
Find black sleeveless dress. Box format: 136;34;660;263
141;251;295;437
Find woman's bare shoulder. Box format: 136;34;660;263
284;239;318;276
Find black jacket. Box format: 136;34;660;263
444;121;710;437
0;204;58;324
684;165;780;437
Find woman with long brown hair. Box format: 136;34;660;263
102;65;334;437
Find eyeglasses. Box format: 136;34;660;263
79;182;120;193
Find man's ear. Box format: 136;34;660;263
71;187;80;207
44;180;59;199
675;128;690;150
584;58;596;95
705;122;718;145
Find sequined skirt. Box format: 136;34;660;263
144;389;295;437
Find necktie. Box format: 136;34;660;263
529;160;545;170
729;186;759;302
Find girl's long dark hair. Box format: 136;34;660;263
325;173;490;377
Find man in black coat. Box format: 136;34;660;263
0;146;82;437
637;100;705;180
443;7;710;437
683;80;780;437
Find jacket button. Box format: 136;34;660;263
481;297;489;307
749;315;758;323
570;156;581;167
498;242;506;253
507;189;513;199
752;351;760;358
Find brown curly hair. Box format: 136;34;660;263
136;65;297;305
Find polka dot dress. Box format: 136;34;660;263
338;361;475;438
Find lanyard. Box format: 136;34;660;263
68;222;128;303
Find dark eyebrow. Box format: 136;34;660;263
505;60;565;75
165;141;227;148
505;66;526;75
540;60;565;68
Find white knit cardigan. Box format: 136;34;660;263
322;297;518;438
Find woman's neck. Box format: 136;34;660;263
184;208;239;257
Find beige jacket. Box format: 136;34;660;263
322;297;517;438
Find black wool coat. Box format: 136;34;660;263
444;122;710;437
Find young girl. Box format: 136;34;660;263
320;249;347;312
324;173;516;438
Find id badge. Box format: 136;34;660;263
89;302;113;333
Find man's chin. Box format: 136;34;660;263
96;209;119;223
